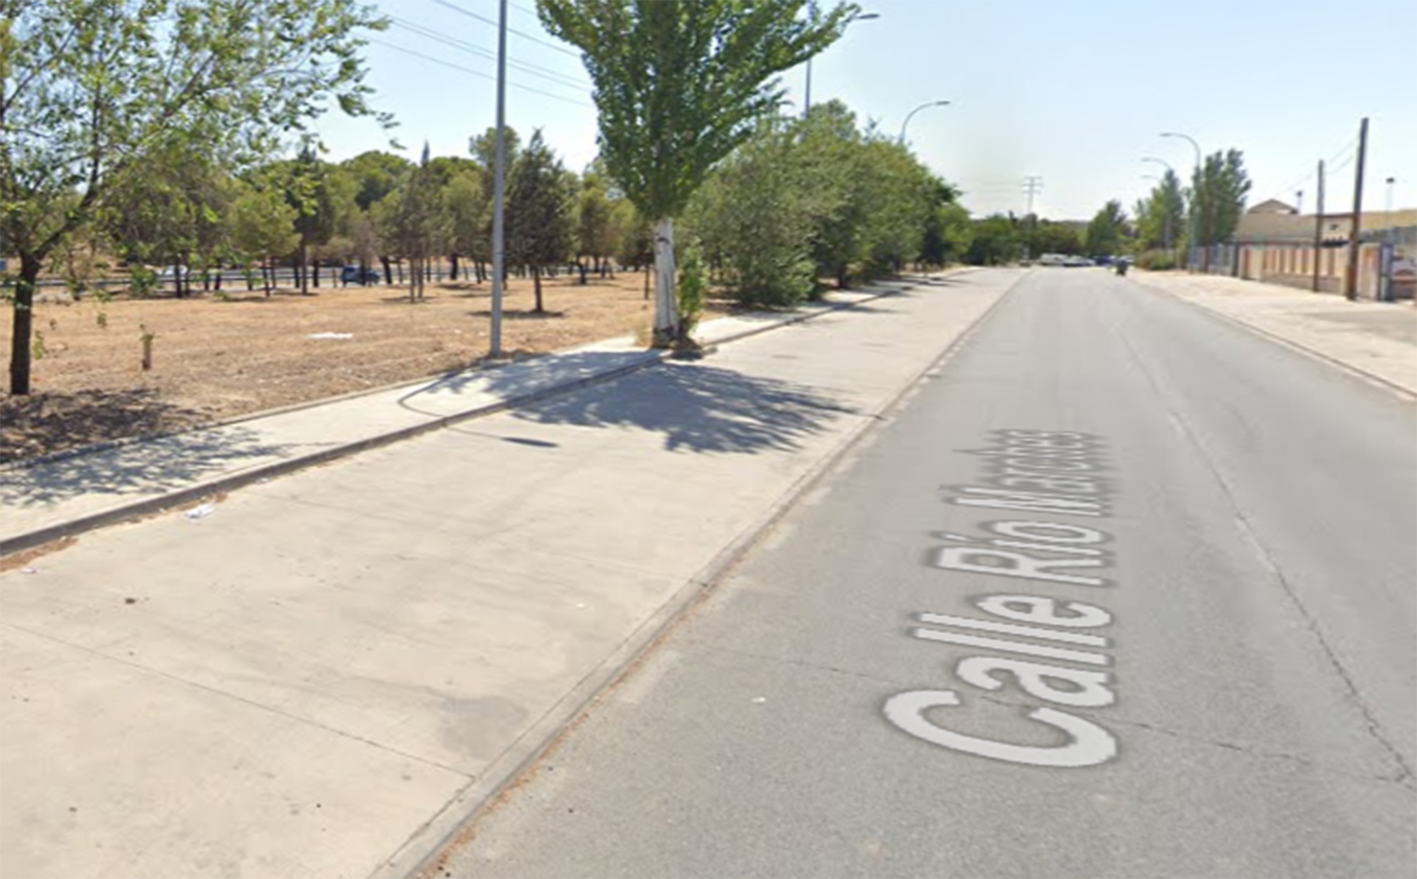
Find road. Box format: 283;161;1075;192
437;268;1417;877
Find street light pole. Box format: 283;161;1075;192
489;0;508;357
899;100;950;144
1161;131;1202;271
803;5;878;118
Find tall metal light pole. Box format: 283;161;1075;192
1161;131;1202;271
1142;156;1176;253
803;5;878;118
899;100;950;144
489;0;509;357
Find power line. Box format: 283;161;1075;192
432;0;582;59
391;16;590;91
368;38;591;106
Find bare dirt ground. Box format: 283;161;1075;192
1;271;722;465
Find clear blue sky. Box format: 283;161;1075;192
316;0;1417;221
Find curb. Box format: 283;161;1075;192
2;281;928;557
382;269;1020;879
1138;280;1417;401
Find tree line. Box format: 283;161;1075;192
959;149;1252;268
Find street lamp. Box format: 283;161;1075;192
1161;131;1202;271
489;0;509;357
899;100;950;144
804;5;879;117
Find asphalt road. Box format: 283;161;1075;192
438;268;1417;878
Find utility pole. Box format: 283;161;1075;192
802;0;816;117
1312;159;1325;292
1344;116;1368;301
1022;176;1043;260
489;0;508;356
1295;190;1304;215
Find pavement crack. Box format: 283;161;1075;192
1107;320;1417;792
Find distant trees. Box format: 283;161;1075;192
1084;200;1130;258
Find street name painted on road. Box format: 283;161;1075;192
884;429;1123;768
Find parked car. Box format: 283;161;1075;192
1037;253;1068;267
341;265;380;285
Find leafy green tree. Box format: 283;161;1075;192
1192;149;1251;261
966;215;1023;266
575;173;618;283
101;140;235;297
538;0;859;346
505;130;573;313
1025;219;1083;257
1084;200;1130;258
341;150;413;212
1135;169;1185;252
1;0;390;394
685;120;817;307
383;143;447;301
442;166;488;282
920;199;971;268
230;181;300;297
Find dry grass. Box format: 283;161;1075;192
1;270;725;464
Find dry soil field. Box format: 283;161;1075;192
2;271;722;464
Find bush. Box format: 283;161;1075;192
676;240;708;342
1135;249;1177;271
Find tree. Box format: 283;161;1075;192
966;215;1022;266
2;0;389;394
1084;200;1129;258
685;119;817;308
230;181;300;297
101;140;235;297
1191;149;1251;265
1025;219;1083;257
442;166;487;282
382;143;446;302
505;130;573;313
1135;169;1185;253
538;0;858;347
341;150;413;212
575;173;617;283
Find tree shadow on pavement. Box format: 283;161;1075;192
1;418;293;508
497;359;858;455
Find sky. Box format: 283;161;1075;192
314;0;1417;222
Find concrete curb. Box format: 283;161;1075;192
1138;279;1417;401
381;270;1020;879
3;281;931;557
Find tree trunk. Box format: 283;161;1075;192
533;266;544;313
651;216;681;346
7;254;40;394
263;257;273;297
577;259;588;285
379;256;392;285
643;262;651;300
450;254;460;281
312;257;321;289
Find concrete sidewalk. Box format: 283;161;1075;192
0;270;1011;879
1;283;927;557
1135;271;1417;398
